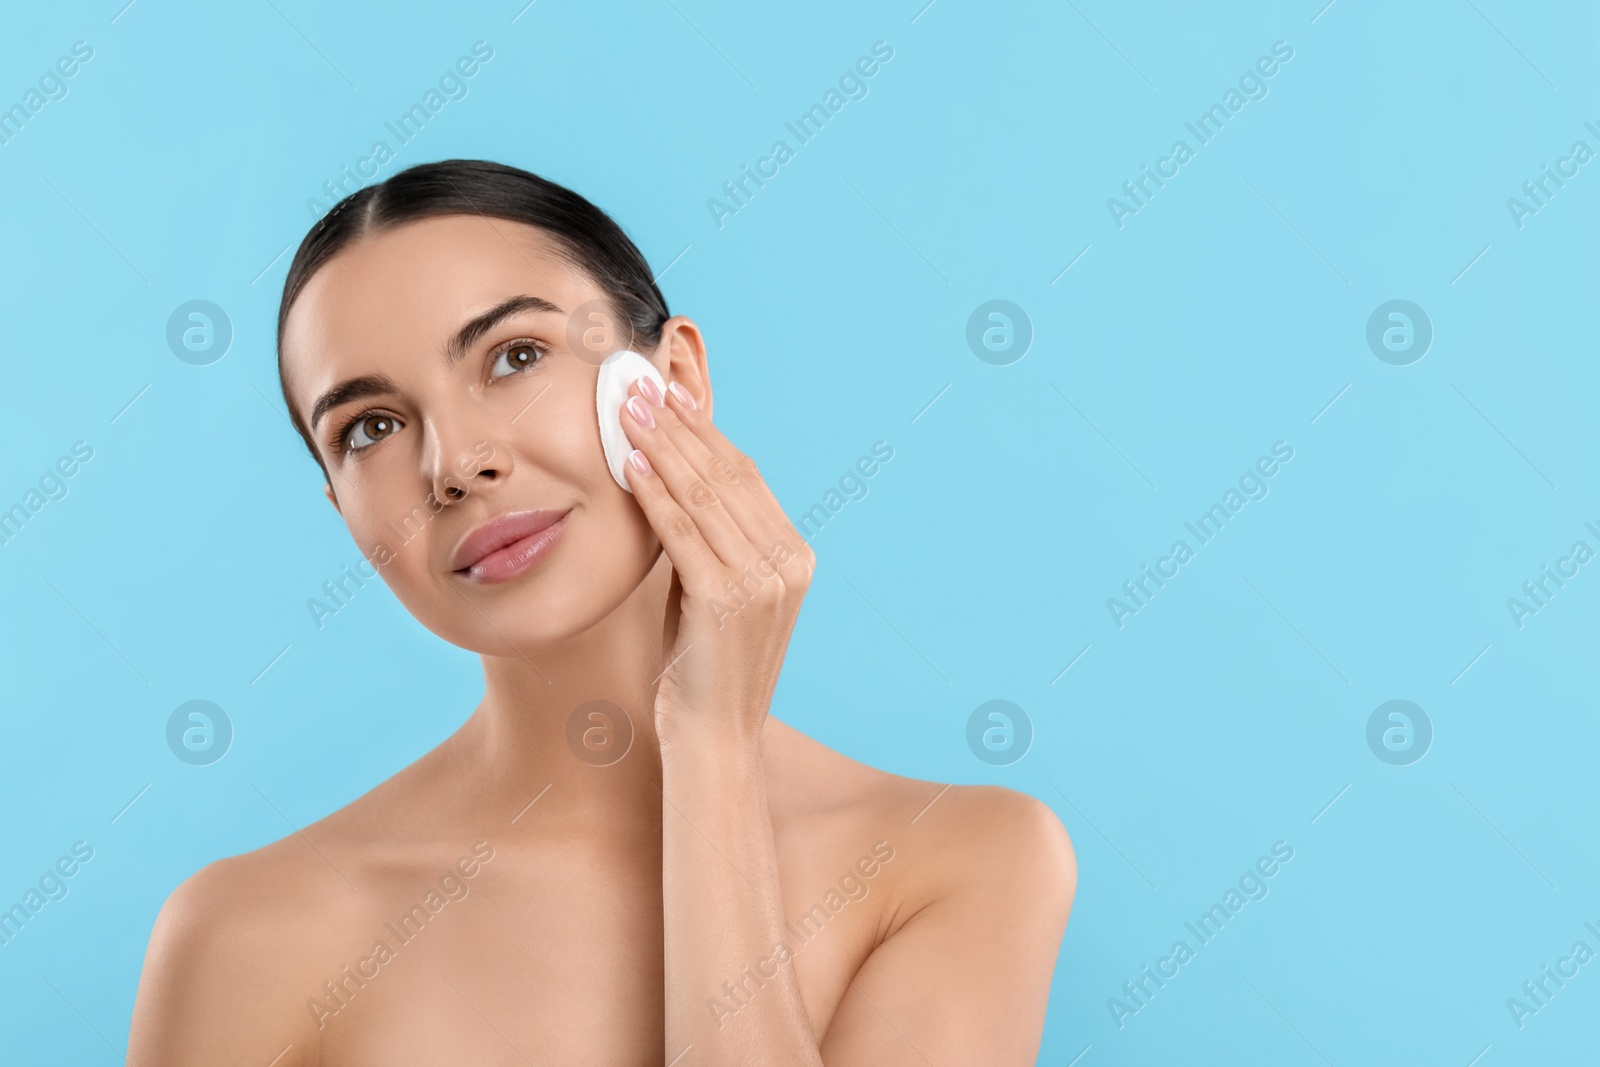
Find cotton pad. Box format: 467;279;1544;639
595;349;666;492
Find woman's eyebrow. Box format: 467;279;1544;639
307;295;565;431
444;294;564;366
310;374;398;430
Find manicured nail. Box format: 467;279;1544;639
668;381;697;411
626;396;654;428
628;449;652;476
637;375;663;406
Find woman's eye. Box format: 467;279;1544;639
490;343;544;380
344;414;402;452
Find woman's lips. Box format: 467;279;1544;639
452;509;572;584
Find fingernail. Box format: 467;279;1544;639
626;396;654;428
668;381;697;411
637;375;663;406
628;449;652;476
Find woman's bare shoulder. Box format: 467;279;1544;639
130;749;460;1064
146;736;467;950
763;716;1077;908
154;829;364;935
129;832;363;1064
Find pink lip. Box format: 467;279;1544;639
451;509;571;584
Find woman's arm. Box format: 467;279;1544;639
620;377;1075;1063
658;723;821;1061
619;373;822;1061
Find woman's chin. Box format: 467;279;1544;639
435;585;644;661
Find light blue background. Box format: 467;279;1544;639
1;1;1597;1063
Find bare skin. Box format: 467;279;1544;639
128;214;1076;1065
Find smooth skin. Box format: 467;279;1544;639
128;215;1076;1065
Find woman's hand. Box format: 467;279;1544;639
622;373;827;1064
619;374;815;744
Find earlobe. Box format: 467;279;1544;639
323;482;341;515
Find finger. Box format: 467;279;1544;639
621;445;725;587
655;379;817;593
634;383;790;555
653;380;797;552
659;379;790;524
622;390;754;569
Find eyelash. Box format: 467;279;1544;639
329;410;398;457
488;337;550;380
328;336;550;456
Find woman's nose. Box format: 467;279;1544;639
427;423;509;503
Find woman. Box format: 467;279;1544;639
128;159;1075;1065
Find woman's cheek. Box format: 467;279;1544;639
535;395;605;472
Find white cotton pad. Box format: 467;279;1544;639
595;349;666;492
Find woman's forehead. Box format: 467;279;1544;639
280;215;597;398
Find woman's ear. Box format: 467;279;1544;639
324;482;342;515
654;315;712;420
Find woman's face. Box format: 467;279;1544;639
279;214;704;655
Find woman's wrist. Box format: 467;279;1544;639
656;701;764;752
657;711;766;782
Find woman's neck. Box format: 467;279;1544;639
457;550;678;823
